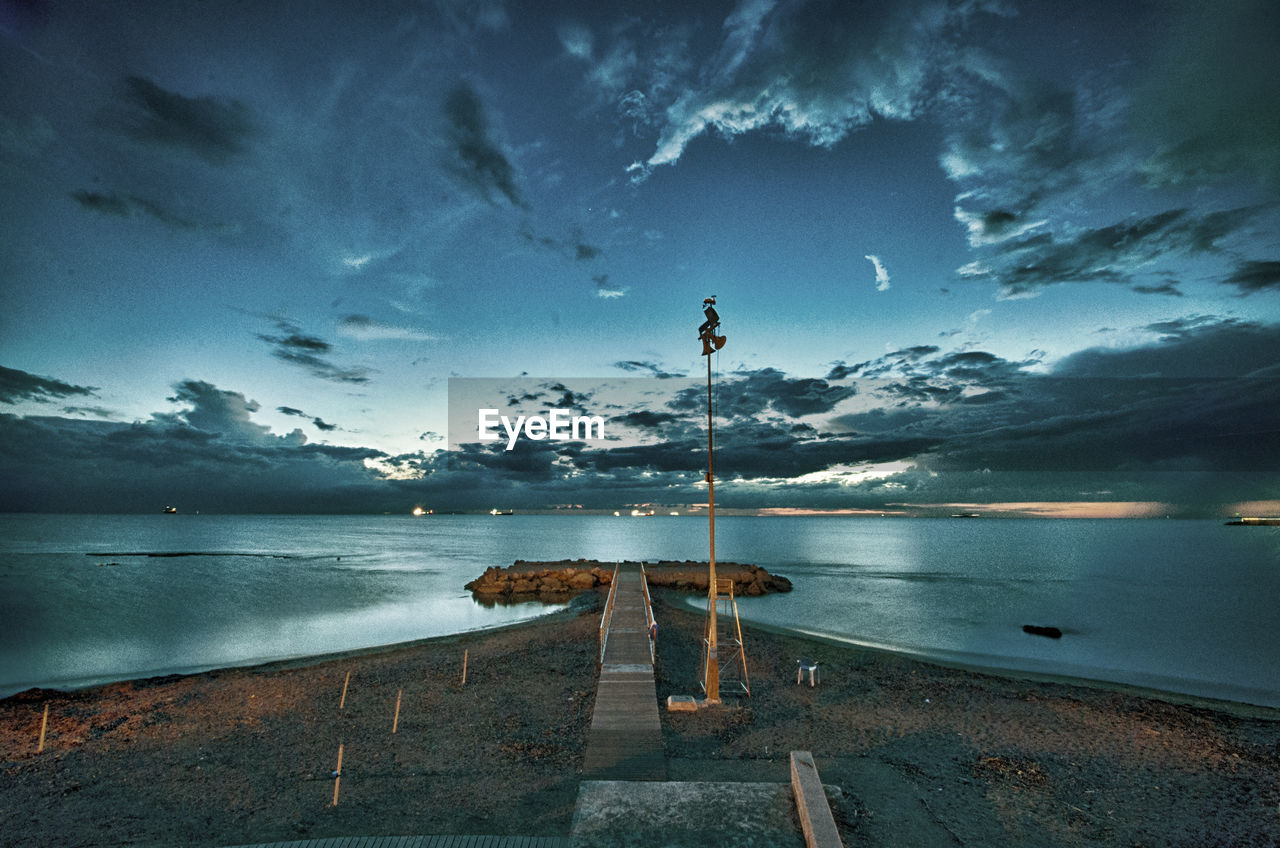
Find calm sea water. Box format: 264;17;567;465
1;514;1277;707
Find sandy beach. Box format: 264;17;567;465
2;590;1278;847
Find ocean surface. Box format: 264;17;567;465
1;514;1277;707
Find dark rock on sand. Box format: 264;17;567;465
1022;624;1063;639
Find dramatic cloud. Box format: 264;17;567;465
670;367;857;419
256;320;372;384
443;82;525;208
634;0;1005;173
165;380;283;445
953;207;1046;247
114;75;255;164
4;320;1278;514
1223;260;1280;294
960;207;1261;298
0;366;97;404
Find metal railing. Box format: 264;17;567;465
598;562;620;665
640;563;656;664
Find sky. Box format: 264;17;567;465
1;0;1278;516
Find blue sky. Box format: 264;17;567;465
1;0;1277;515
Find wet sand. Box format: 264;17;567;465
2;592;1278;847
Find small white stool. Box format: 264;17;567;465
796;658;819;686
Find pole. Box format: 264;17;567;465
705;339;720;703
331;743;343;806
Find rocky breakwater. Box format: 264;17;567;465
465;558;793;605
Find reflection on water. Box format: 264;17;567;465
1;514;1278;707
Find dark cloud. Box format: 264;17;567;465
636;0;1006;170
1055;318;1279;379
0;377;393;512
1223;260;1280;294
256;320;372;384
614;360;684;379
117;75;255;164
575;242;602;261
670;367;857;419
166;380;277;444
963;207;1260;298
1132;282;1183;297
4;324;1277;513
443;82;525;208
61;405;116;418
824;362;862;381
612;410;683;430
277;405;337;432
70;190;130;217
71;190;200;231
0;365;96;404
821;321;1280;477
0;411;388;513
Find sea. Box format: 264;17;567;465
1;514;1277;708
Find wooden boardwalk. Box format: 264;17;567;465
581;563;666;781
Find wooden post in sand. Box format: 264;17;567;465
331;744;343;806
392;689;402;734
461;649;468;686
339;671;350;710
37;704;48;753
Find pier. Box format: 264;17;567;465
582;562;665;780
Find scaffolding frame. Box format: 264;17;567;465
701;577;750;697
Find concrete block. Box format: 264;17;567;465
790;751;843;848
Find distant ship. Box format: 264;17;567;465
1225;517;1280;526
489;508;513;516
951;512;981;518
163;506;178;514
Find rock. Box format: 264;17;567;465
567;572;597;589
466;559;792;603
1022;624;1062;639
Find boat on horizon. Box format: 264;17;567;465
162;506;177;514
489;508;513;516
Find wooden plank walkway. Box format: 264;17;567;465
225;837;570;847
581;563;666;781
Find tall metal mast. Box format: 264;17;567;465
697;296;726;703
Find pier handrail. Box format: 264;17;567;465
598;561;620;665
640;563;656;664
